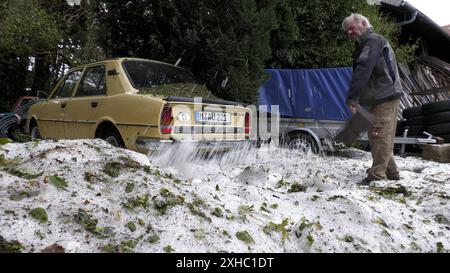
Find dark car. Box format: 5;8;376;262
0;96;39;140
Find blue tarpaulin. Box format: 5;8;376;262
258;67;353;121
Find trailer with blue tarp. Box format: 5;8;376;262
257;67;436;154
259;67;353;121
257;67;354;152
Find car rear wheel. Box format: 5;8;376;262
102;129;125;148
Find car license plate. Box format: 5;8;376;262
195;111;231;124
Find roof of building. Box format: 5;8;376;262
379;0;450;62
442;24;450;35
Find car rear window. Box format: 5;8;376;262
122;60;198;89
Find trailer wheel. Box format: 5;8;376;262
287;133;319;154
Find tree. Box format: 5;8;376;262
182;0;277;103
97;0;416;103
267;0;417;68
264;0;300;68
0;0;61;57
97;0;277;104
0;0;417;108
0;0;61;104
0;51;29;108
0;0;104;106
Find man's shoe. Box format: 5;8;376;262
359;175;381;186
387;173;400;181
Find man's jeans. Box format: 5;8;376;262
367;98;400;180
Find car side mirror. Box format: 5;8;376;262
37;90;49;99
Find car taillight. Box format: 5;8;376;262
245;112;251;134
160;105;173;134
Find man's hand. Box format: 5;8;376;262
348;104;357;115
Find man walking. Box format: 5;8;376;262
342;13;403;184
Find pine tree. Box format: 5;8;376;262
97;0;278;104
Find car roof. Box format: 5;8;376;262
68;58;184;71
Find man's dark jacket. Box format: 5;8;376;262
346;29;403;107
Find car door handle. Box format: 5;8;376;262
61;102;67;108
91;101;98;108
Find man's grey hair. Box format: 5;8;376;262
341;13;373;32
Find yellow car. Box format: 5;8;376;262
27;58;252;153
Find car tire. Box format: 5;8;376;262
30;121;41;141
405;115;424;126
425;122;450;135
101;129;125;148
422;100;450;115
287;133;319;154
402;106;422;119
423;111;450;126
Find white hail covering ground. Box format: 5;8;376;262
0;139;449;253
